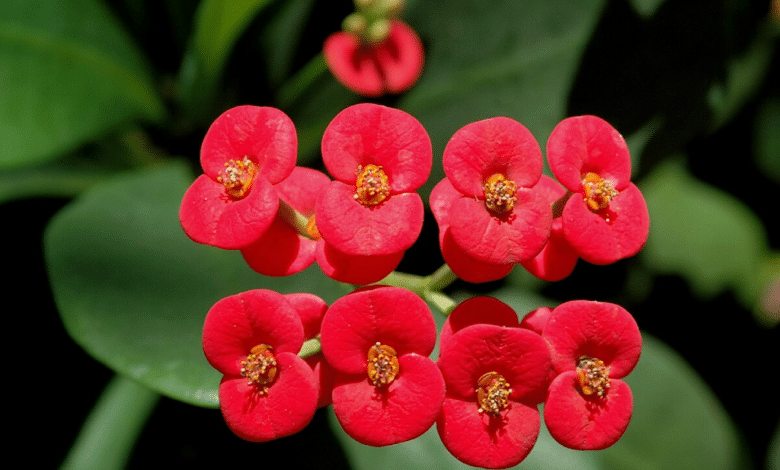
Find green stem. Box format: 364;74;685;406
61;375;160;470
275;53;329;109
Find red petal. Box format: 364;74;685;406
520;217;579;281
316;181;424;255
202;290;304;375
439;228;514;283
323;32;385;97
542;300;642;378
448;188;551;264
218;353;317;442
374;21;425;94
544;372;633;450
429;177;460;227
201;105;296;184
439;297;520;351
179;174;278;249
443;117;542;197
304;353;336;409
547;115;632;192
321;103;431;192
284;293;328;340
331;354;445;446
315;239;403;285
275;166;331;216
518;307;553;335
437;396;540;469
320;286;437;374
561;183;650;264
240;214;316;276
437;324;551;402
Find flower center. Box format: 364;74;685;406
354;164;391;206
218;156;258;199
582;172;618;212
476;371;513;416
366;342;399;387
483;173;518;215
240;344;277;395
576;355;610;397
306;215;322;240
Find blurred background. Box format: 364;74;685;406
2;0;778;468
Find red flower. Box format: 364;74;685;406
316;103;431;257
546;115;650;264
440;117;552;267
541;300;642;450
519;175;580;281
436;309;552;468
201;289;318;442
180;106;297;249
430;177;514;283
240;166;327;276
324;20;424;97
285;293;335;409
314;240;404;285
319;286;445;446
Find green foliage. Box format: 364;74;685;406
0;0;165;168
44;163;345;407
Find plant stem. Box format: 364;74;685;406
61;375;160;470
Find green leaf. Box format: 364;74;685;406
640;159;769;306
178;0;276;118
329;334;744;469
399;0;605;199
754;96;780;185
627;0;667;18
606;334;746;469
0;0;165;168
45;162;345;407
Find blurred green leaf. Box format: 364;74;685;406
0;0;165;168
641;159;769;306
769;420;780;470
399;0;605;200
178;0;276;118
754;96;780;185
627;0;667;17
259;0;317;89
45;162;344;407
330;333;743;469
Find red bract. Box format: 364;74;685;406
319;286;444;446
546;115;650;264
430;177;514;283
520;175;580;281
541;300;642;450
438;296;520;351
324;20;424;97
314;239;404;285
316;103;431;257
437;319;552;469
180;106;297;249
285;293;335;409
201;289;317;442
240;167;328;276
441;117;552;267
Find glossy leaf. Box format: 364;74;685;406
45;162;345;408
0;0;165;168
640;159;769;306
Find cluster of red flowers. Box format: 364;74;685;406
431;115;650;283
180;100;648;468
201;287;640;468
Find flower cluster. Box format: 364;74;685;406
182;101;647;468
324;0;423;97
432;115;650;283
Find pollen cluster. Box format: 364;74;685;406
218;156;258;199
483;173;518;215
241;344;278;395
576;355;610;397
581;172;618;212
476;371;513;416
354;164;391;206
367;342;400;387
